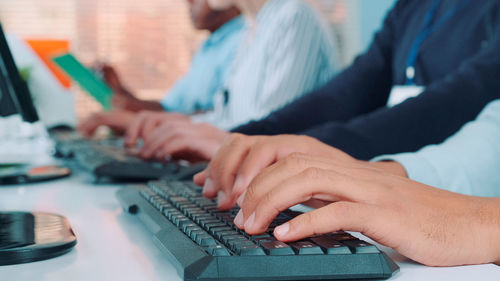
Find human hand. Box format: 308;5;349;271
78;110;136;137
234;152;500;267
136;120;229;162
194;134;355;209
124;111;190;147
96;63;125;93
94;63;141;110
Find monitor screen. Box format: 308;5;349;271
0;23;38;123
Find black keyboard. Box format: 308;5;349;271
53;136;206;181
117;181;399;281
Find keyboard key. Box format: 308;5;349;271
157;200;170;212
178;203;196;210
290;241;323;255
219;215;235;223
170;197;190;208
210;225;231;232
204;222;226;230
342;240;380;254
222;234;245;244
254;237;276;246
208;245;231;256
183;208;206;218
182;223;197;233
310;237;351;254
177;218;192;228
169;196;189;203
280;209;302;219
167;211;182;221
203;206;219;212
228;239;254;252
182;206;202;214
186;227;203;237
237;245;266;256
329;232;356;241
198;217;220;224
212;228;234;238
196;198;216;207
171;214;186;225
229;207;240;215
192;214;215;223
261;241;295;255
190;230;207;241
196;234;217;246
162;207;177;215
185;208;205;214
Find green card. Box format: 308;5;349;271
52;53;113;110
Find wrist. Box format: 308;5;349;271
484;198;500;265
470;197;500;265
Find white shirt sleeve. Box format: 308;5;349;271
372;100;500;197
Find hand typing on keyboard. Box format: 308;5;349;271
78;110;135;137
127;116;228;162
226;151;500;267
124;111;190;151
193;134;500;267
193;134;353;209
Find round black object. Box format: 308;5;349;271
0;212;77;266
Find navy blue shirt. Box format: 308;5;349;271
234;0;500;160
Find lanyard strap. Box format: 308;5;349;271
405;0;472;85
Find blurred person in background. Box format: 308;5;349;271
123;0;339;160
78;0;243;135
124;0;500;164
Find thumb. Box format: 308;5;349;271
274;202;377;242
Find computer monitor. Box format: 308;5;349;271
0;63;17;117
0;23;39;123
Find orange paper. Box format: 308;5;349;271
25;39;72;89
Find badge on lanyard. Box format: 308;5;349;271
387;0;472;108
388;85;425;107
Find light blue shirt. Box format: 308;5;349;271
193;0;338;129
161;16;244;114
373;100;500;197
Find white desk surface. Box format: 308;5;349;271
1;164;499;281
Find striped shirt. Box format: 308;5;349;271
192;0;338;129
